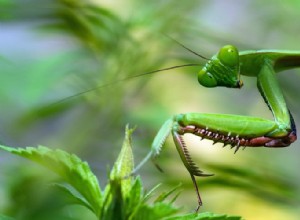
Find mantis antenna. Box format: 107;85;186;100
51;34;210;105
52;63;202;105
52;37;210;105
163;34;210;60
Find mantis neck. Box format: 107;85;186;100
239;50;300;76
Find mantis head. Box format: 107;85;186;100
198;45;243;88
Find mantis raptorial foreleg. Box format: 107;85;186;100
132;45;298;211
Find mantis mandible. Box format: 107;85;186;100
130;44;298;211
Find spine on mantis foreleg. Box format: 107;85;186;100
131;118;173;174
150;118;174;171
151;119;174;156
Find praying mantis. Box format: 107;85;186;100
55;41;299;211
130;44;298;211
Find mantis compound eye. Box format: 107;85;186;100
198;69;218;87
218;45;239;67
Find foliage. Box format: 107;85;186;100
1;0;300;219
0;126;242;219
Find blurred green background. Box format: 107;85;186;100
0;0;300;219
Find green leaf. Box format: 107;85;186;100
100;179;123;220
110;124;135;197
125;177;143;218
143;183;162;202
100;125;137;220
0;145;102;216
0;214;15;220
154;183;182;203
164;212;242;220
133;203;178;220
196;212;242;220
52;183;94;212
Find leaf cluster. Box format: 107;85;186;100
0;126;242;220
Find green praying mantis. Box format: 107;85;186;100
129;44;298;211
56;41;299;211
